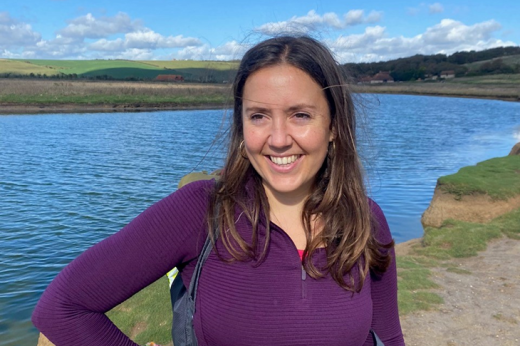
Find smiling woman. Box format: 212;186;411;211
242;64;333;207
32;35;404;346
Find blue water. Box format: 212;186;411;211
0;94;519;345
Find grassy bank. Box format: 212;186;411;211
0;79;232;113
437;155;520;200
352;74;520;101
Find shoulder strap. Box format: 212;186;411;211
370;329;385;346
187;203;220;302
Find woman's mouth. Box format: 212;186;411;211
269;155;300;166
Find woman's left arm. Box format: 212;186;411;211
31;180;212;345
365;200;405;346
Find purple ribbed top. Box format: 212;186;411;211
32;179;404;345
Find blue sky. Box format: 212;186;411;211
1;0;518;62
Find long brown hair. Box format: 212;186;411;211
208;35;393;292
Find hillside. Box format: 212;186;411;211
0;59;238;83
344;46;520;82
0;59;59;76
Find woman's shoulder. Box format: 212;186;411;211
367;198;393;245
160;177;215;207
175;177;216;198
138;178;215;235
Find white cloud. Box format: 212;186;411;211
327;19;516;63
422;19;501;45
125;30;201;49
1;10;518;64
255;10;382;35
89;38;125;52
0;11;202;59
366;11;383;23
58;12;141;40
176;40;249;60
89;30;201;52
0;12;41;48
429;3;445;14
111;48;155;60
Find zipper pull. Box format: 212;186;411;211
301;266;307;280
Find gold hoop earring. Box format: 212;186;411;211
239;140;248;159
329;141;336;157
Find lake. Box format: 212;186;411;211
0;94;519;345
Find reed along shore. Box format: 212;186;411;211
1;75;519;114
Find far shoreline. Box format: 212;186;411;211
0;102;230;115
1;90;517;115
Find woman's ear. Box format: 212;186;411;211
329;127;336;142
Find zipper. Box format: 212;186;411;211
301;266;307;299
268;221;308;299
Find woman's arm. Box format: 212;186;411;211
32;180;213;346
365;200;405;346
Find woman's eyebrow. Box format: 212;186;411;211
244;105;270;113
285;104;318;112
244;103;318;114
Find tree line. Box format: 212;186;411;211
342;46;520;82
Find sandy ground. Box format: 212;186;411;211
399;237;520;346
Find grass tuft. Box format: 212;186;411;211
398;290;444;315
418;219;502;259
437;156;520;200
107;277;172;345
491;208;520;240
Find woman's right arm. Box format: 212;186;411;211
32;180;214;346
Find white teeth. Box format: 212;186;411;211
270;155;299;165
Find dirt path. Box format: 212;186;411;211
399;237;520;346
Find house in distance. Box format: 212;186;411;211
155;74;185;82
370;71;394;84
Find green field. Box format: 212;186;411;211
464;54;520;71
444;73;520;85
2;59;238;82
0;59;59;76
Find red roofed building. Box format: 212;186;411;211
155;74;184;82
440;70;455;79
370;71;394;84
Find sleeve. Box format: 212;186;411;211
31;179;214;346
364;199;405;346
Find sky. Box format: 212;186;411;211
1;0;519;63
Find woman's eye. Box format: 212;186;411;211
250;113;265;121
294;112;311;119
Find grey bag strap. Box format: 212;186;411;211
171;203;219;346
370;329;385;346
188;224;219;302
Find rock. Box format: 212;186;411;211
178;169;221;189
421;185;520;228
37;333;54;346
509;142;520;156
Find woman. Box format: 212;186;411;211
32;36;405;345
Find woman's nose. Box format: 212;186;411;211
267;117;292;148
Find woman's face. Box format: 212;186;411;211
242;64;334;201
